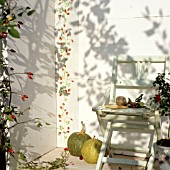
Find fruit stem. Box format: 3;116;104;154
80;121;85;134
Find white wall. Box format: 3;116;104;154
7;0;170;163
9;0;56;168
57;0;170;146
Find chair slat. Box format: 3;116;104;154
111;123;155;132
102;157;147;167
115;79;153;87
117;55;166;62
111;144;149;153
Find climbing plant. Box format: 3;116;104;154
57;0;74;139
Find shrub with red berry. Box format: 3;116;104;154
0;0;38;169
149;73;170;116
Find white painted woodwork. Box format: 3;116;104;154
102;157;147;167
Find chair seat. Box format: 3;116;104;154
93;106;154;116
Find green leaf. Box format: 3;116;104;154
27;10;35;16
63;91;68;96
45;122;50;125
63;58;68;61
59;7;63;13
19;152;27;161
139;102;144;107
4;107;11;114
59;125;64;130
7;144;13;149
0;26;7;33
60;86;66;91
0;0;5;5
7;24;18;28
37;122;42;127
8;28;20;38
0;19;3;26
66;1;71;7
6;115;13;122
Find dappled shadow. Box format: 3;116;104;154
70;1;130;150
71;1;152;162
143;7;170;54
8;0;56;169
72;0;129;106
143;6;170;138
70;2;169;168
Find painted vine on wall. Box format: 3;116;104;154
57;0;74;139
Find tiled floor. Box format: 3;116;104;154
37;148;159;170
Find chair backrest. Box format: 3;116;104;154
109;55;170;104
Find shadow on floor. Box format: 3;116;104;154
37;148;160;170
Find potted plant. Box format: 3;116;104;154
148;73;170;170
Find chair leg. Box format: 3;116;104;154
96;121;112;170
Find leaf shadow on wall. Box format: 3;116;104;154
143;6;170;138
143;6;170;54
71;2;166;166
8;1;56;169
72;0;129;135
72;0;154;147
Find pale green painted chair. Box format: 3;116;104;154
92;56;170;170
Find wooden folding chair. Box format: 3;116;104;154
92;56;170;170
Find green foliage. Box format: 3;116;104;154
150;73;170;116
0;0;38;169
0;0;35;39
20;150;69;170
6;115;14;122
8;28;20;38
19;152;27;162
149;73;170;140
57;0;74;138
0;25;8;33
4;107;11;114
0;0;5;5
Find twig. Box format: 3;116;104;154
8;118;40;129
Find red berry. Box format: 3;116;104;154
11;114;16;119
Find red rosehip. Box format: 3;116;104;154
21;95;28;101
64;147;69;151
11;114;16;119
155;94;161;102
1;32;7;38
8;149;14;153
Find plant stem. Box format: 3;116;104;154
0;151;6;170
168;115;170;138
8;118;39;129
